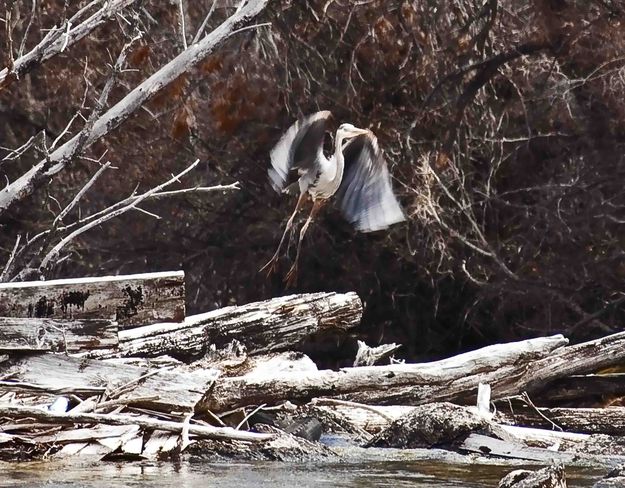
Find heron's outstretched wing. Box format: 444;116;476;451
337;132;405;232
268;110;332;193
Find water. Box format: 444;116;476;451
0;458;606;487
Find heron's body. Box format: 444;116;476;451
262;110;405;283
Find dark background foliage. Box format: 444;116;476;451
1;0;623;364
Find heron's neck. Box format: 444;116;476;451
332;134;346;186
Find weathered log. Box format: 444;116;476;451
3;354;218;413
0;317;117;352
0;271;185;329
538;374;625;406
80;292;362;360
461;434;579;463
494;331;625;399
203;335;567;411
497;403;625;436
309;399;414;434
0;405;273;443
594;465;625;488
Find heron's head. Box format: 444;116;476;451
337;123;369;140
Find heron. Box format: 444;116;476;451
261;110;405;284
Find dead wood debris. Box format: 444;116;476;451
2;272;625;486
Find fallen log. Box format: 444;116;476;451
0;318;117;352
0;271;185;329
497;404;625;436
0;405;273;442
203;335;567;411
3;354;218;413
494;331;625;399
538;374;625;406
80;292;362;360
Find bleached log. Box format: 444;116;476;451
0;317;117;352
33;425;139;444
494;331;625;399
3;354;218;413
142;430;179;456
0;405;273;442
461;434;579;463
0;271;185;329
203;335;567;411
81;292;362;360
310;399;414;434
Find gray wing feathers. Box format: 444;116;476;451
268;111;331;193
338;134;405;232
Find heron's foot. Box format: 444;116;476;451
284;263;298;287
259;255;279;277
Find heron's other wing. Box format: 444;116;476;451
268;110;332;193
337;132;405;232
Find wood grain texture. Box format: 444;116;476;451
80;292;362;359
0;317;117;352
203;335;568;412
4;354;217;413
0;271;185;329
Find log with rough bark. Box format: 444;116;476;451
204;331;625;412
0;317;117;352
202;335;568;412
80;292;362;360
494;331;625;399
3;354;218;413
0;271;185;329
497;403;625;436
538;374;625;406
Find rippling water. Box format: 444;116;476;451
0;459;604;488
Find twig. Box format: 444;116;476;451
52;162;111;227
178;0;188;49
0;233;21;282
192;0;218;44
236;403;267;430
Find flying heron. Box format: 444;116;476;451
261;110;405;284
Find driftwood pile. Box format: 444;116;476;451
1;270;625;486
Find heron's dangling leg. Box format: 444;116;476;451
285;199;325;287
260;191;308;276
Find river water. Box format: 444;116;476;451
0;458;605;487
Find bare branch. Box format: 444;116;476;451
0;0;270;216
0;0;139;89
